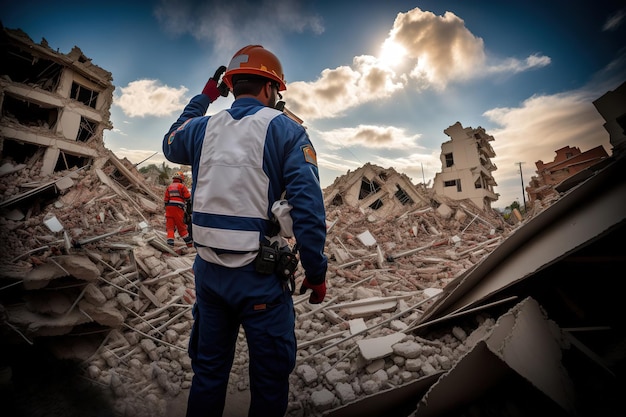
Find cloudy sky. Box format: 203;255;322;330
2;0;625;208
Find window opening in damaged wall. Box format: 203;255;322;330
369;199;383;210
359;177;381;200
0;139;43;164
71;82;99;109
2;94;58;130
0;44;63;92
77;117;98;142
54;151;90;173
394;185;414;205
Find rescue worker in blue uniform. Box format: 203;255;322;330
163;45;328;417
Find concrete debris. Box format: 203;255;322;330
0;143;515;416
3;25;623;417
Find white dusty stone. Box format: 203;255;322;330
372;369;388;383
335;382;356;403
365;358;385;374
389;319;408;331
392;340;422;359
325;368;349;384
421;361;437;375
310;388;335;411
405;358;422;372
452;326;468;341
361;379;380;395
296;364;318;385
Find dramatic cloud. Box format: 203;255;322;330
114;80;189;117
602;8;625;31
285;57;404;120
154;0;324;54
317;125;422;150
487;54;552;74
286;7;550;122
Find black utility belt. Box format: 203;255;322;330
254;241;299;281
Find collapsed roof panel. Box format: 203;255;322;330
417;151;626;325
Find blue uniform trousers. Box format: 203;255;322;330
186;257;296;417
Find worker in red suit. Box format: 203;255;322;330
164;171;193;247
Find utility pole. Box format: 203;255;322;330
421;162;425;184
516;162;526;209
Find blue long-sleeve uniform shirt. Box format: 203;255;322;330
163;94;327;281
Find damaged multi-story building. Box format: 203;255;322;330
432;122;499;212
0;25;114;177
525;145;609;207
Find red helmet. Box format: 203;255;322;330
222;45;286;91
173;171;185;181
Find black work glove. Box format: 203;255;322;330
202;65;229;101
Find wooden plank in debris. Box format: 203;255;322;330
134;254;153;278
143;267;193;285
105;152;161;202
139;284;162;308
146;236;180;256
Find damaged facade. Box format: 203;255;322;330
323;163;431;220
0;25;114;177
432;122;499;212
1;25;625;417
525;145;609;207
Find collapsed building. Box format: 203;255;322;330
1;25;625;417
525;145;609;208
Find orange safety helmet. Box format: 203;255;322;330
172;171;185;181
222;45;286;91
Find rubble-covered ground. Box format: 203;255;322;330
0;155;516;417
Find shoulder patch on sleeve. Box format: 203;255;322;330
301;144;317;166
167;119;193;144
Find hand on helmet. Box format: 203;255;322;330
202;65;229;101
299;276;326;304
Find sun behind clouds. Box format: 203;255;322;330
378;38;406;68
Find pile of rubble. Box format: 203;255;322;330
0;151;514;417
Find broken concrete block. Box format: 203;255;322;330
357;332;406;361
55;255;100;281
84;283;107;306
325;368;349;384
392;340;422;359
365;358;385;374
310;388;335;411
335;382;356;403
356;230;377;246
296;364;318;385
436;203;453;219
348;318;367;335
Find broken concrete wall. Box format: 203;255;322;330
0;26;114;177
432;122;498;211
323;163;431;220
